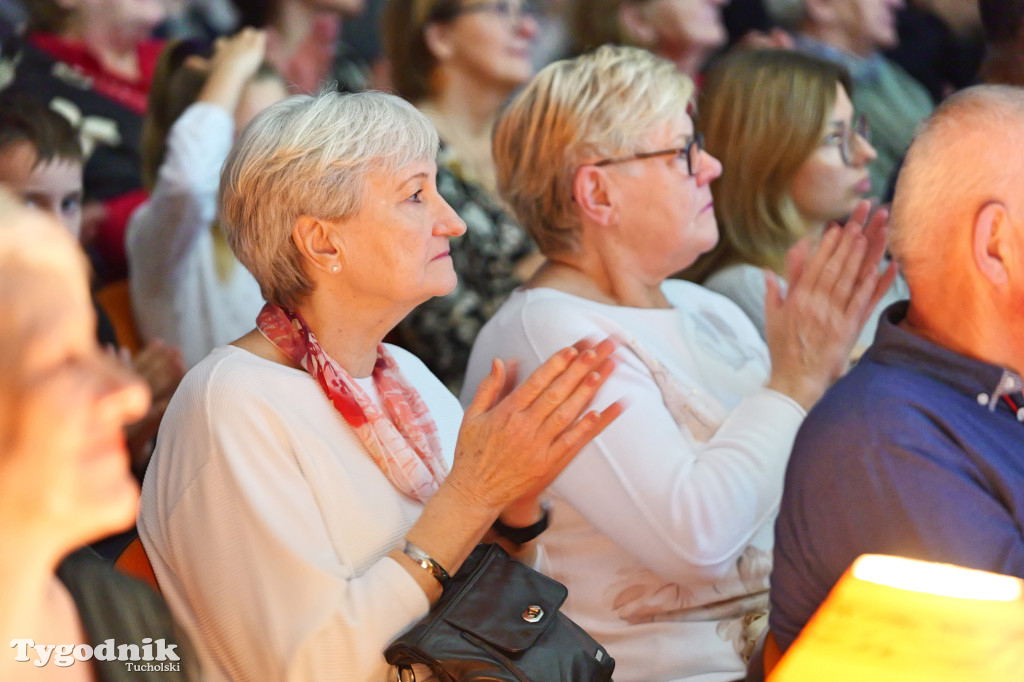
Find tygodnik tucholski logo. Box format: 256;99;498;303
11;637;181;672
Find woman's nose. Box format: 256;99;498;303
698;149;723;185
434;199;467;238
854;133;878;166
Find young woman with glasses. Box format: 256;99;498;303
686;49;908;349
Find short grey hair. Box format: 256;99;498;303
219;88;439;308
889;85;1024;282
763;0;807;30
493;45;695;255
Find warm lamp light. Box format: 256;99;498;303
769;554;1024;681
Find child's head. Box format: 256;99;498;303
142;39;287;190
0;93;85;238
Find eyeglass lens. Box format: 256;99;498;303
685;134;704;176
840;115;870;166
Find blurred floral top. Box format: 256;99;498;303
396;142;536;395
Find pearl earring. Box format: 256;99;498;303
332;265;340;273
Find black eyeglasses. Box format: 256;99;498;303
824;114;871;166
587;133;705;176
429;0;535;24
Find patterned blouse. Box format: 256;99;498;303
395;142;536;395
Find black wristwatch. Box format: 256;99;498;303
492;502;552;544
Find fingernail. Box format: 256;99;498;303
563;347;580;361
582;349;597;364
585;370;602;385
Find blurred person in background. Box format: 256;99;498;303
3;0;167;282
570;0;729;81
128;28;287;367
382;0;542;393
686;49;907;351
231;0;368;93
0;191;197;680
763;0;933;200
884;0;982;102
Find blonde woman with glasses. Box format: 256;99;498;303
688;49;908;349
462;45;895;682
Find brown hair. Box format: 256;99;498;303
568;0;630;54
381;0;463;102
24;0;75;33
685;49;852;281
0;92;82;166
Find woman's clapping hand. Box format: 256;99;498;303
448;337;624;514
764;200;897;409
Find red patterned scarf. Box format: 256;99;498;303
257;303;447;502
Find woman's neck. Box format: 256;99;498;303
529;254;670;309
420;79;508;191
64;19;141;81
294;292;410;378
272;0;321;58
656;45;708;82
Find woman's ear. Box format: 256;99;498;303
292;215;343;275
618;1;657;47
573;166;617;227
424;21;455;62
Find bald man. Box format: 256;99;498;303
769;85;1024;654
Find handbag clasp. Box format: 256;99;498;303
522;605;544;623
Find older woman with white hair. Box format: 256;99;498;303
462;45;895;682
137;89;622;681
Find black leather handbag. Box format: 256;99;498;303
384;543;615;681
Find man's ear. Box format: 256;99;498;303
618;1;657;46
292;215;343;275
572;166;617;227
973;201;1011;286
423;21;455;62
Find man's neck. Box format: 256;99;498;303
902;301;1024;378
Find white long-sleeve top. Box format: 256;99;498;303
138;344;462;681
461;281;806;682
126;103;265;367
